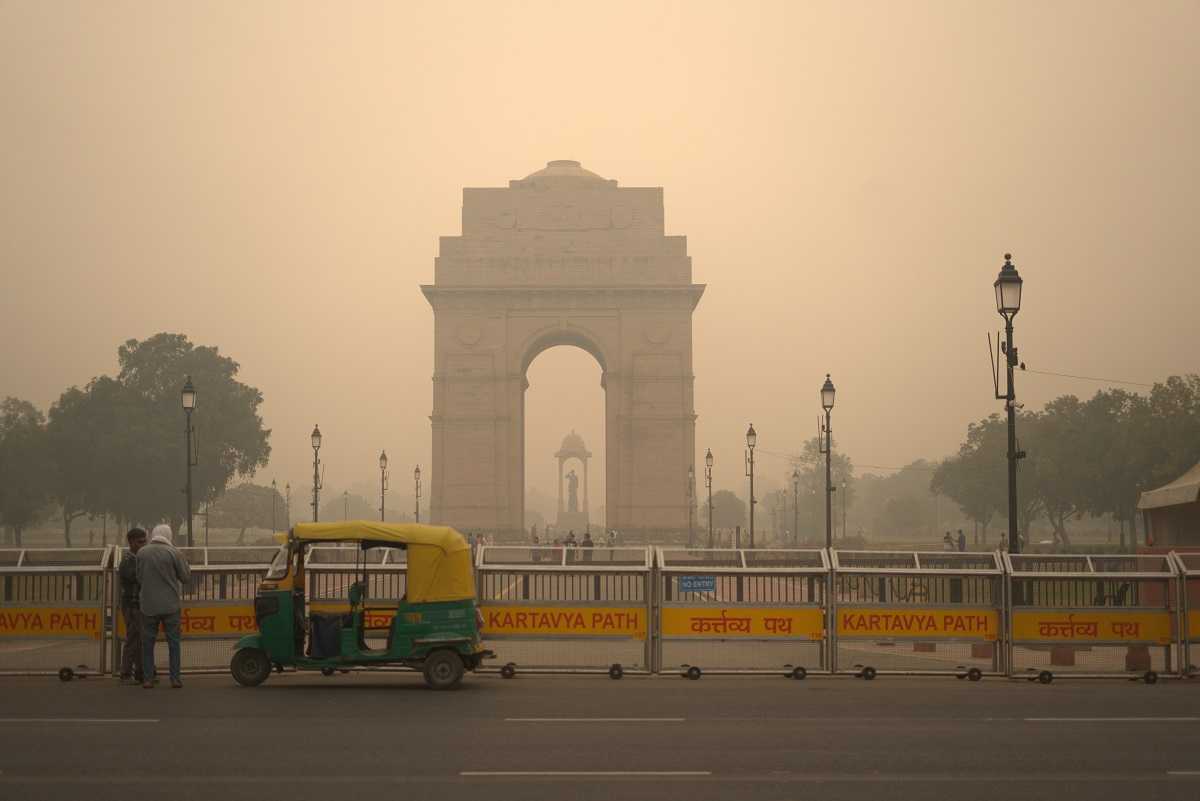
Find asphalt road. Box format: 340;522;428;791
1;672;1198;801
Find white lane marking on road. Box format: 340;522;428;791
505;717;685;722
1025;717;1200;722
460;771;711;777
0;718;159;724
1167;771;1200;776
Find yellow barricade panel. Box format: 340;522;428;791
1011;610;1173;645
0;607;102;639
1190;610;1200;641
660;607;823;639
481;605;646;639
116;604;256;638
836;607;998;640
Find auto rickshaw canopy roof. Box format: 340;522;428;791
290;522;475;603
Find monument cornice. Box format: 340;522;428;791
421;284;705;311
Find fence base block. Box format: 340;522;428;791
1050;646;1076;666
1125;646;1151;672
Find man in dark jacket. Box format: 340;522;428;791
118;528;148;684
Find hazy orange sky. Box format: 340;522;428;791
2;1;1197;519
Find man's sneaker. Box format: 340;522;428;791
142;680;154;689
170;677;183;689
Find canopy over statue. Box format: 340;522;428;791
556;431;590;530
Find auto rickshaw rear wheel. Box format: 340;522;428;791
230;648;272;687
423;650;464;690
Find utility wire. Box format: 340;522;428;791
1020;367;1154;388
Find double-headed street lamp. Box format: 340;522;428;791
994;253;1025;554
704;449;714;549
414;465;422;524
181;376;197;547
379;451;389;522
745;424;757;548
311;425;323;522
819;375;836;550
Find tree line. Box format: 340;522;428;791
932;374;1200;549
0;333;270;545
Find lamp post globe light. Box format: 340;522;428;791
704;449;714;549
379;450;389;522
994;253;1025;554
819;374;835;550
745;424;757;548
414;465;422;524
181;376;197;547
311;425;323;522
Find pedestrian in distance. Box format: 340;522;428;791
118;527;148;685
957;529;967;552
137;523;192;689
581;530;594;562
942;531;954;551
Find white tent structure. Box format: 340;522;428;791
1138;462;1200;547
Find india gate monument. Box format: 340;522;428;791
422;160;704;540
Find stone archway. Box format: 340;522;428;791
422;160;704;539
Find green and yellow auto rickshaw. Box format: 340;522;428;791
230;521;492;690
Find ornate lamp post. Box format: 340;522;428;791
841;480;848;541
343;490;349;520
745;424;757;548
994;253;1025;554
704;449;714;549
819;375;836;549
414;465;422;524
271;478;278;533
181;376;197;547
687;464;695;547
792;468;800;546
379;451;389;522
285;482;291;529
310;425;323;522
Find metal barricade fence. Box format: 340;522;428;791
830;550;1005;678
1005;553;1180;682
0;547;113;678
655;548;829;677
475;545;652;675
1170;552;1199;678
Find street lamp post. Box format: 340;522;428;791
745;424;757;548
379;451;389;522
819;375;836;550
181;376;197;547
994;253;1025;554
285;483;291;528
271;479;277;534
704;449;714;549
841;480;847;541
311;425;323;522
687;465;695;548
414;465;422;524
792;469;800;546
343;490;349;520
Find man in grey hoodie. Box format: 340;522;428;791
136;524;191;689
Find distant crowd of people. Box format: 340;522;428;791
118;524;192;688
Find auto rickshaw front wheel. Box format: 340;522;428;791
231;648;272;687
422;650;464;690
